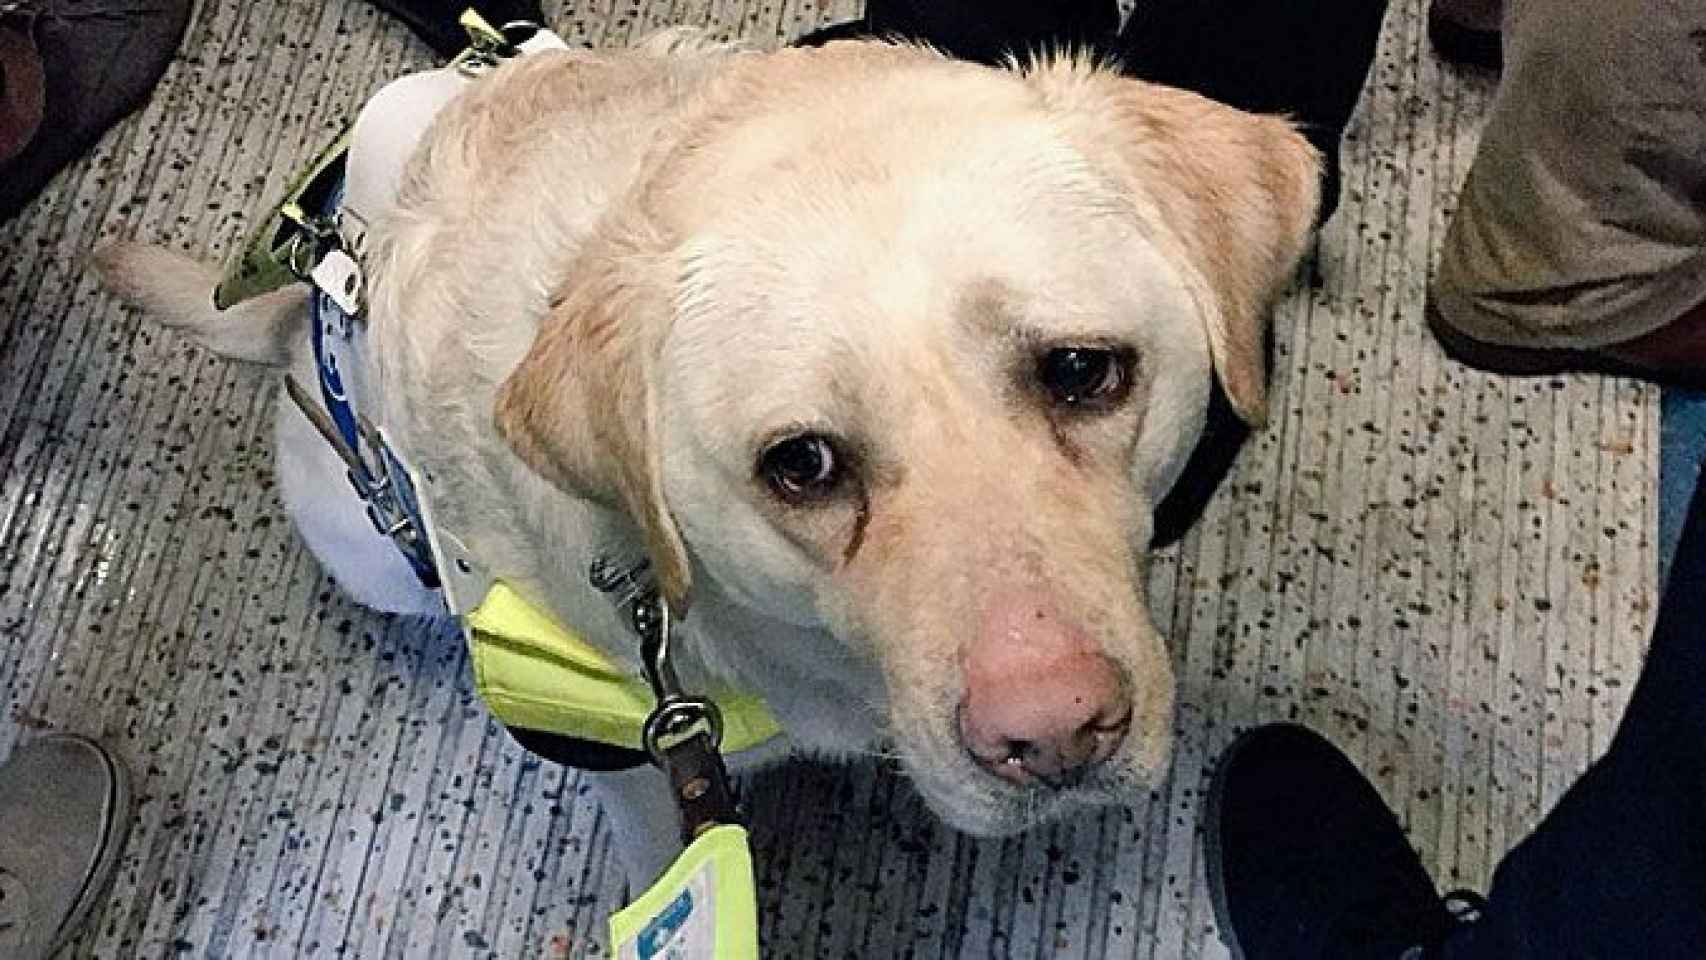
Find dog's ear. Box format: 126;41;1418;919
1028;60;1321;426
494;225;694;614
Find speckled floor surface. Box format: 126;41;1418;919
0;1;1662;957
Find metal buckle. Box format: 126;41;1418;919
283;375;436;586
352;413;434;573
451;8;554;75
214;127;351;311
616;584;742;840
279;202;341;281
452;9;542;76
623;589;727;757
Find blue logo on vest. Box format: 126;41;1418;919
637;887;696;959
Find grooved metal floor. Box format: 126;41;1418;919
0;1;1658;957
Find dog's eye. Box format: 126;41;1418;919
1039;347;1131;407
760;434;841;502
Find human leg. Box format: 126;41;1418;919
1428;0;1706;386
1206;471;1706;958
0;734;133;960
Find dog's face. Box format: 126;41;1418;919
497;43;1318;835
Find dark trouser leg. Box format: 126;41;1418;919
0;0;195;224
796;2;1386;546
794;0;1118;66
1441;475;1706;958
1111;0;1389;227
1112;0;1388;542
363;0;546;59
806;0;1386;223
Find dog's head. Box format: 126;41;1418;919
496;43;1317;834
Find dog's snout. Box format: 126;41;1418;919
958;592;1132;788
961;708;1133;789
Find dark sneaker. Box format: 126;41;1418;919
1205;724;1483;959
0;734;133;960
1427;0;1502;70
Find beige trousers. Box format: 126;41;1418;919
1432;0;1706;348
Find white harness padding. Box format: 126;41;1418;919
302;31;786;760
342;27;571;248
339;68;467;256
318;31;571;616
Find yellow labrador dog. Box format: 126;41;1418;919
99;30;1317;883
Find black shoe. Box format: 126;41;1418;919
363;0;545;59
1205;724;1485;959
1426;5;1501;71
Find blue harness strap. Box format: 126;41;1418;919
309;286;363;465
304;180;441;589
221;15;788;779
270;13;593;597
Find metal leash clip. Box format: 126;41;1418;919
452;9;547;77
628;590;743;842
277;202;339;279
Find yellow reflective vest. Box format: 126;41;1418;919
465;582;783;755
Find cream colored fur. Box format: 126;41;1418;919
97;31;1318;887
